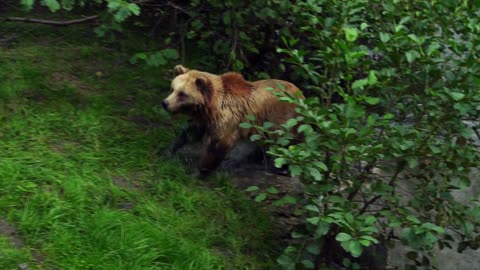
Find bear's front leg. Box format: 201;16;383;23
167;121;206;155
198;138;233;178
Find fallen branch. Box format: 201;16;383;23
3;15;99;26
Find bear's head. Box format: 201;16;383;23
162;65;213;115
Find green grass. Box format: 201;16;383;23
0;236;32;270
0;25;276;269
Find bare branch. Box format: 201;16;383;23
3;15;99;26
359;162;405;214
136;0;192;16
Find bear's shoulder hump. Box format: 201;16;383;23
221;72;253;96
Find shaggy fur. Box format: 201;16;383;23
163;65;304;176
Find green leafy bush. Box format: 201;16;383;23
247;0;480;269
181;0;294;74
20;0;138;21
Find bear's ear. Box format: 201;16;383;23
195;77;207;89
173;65;189;76
195;77;213;99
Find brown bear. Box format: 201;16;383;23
162;65;304;176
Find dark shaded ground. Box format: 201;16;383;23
174;139;306;243
0;219;46;269
0;219;24;249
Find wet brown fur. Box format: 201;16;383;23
221;72;254;96
164;65;304;176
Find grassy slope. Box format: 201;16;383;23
0;23;275;269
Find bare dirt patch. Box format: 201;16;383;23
0;219;47;268
110;174;147;211
49;72;95;96
0;219;24;248
111;175;143;191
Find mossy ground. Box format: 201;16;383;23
0;20;276;270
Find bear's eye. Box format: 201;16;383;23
178;91;187;98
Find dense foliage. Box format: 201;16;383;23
246;1;480;269
12;0;480;269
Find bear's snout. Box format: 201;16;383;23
162;100;169;110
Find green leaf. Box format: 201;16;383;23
239;123;252;129
44;0;61;12
306;204;320;212
421;223;445;234
344;27;359;42
146;53;167;66
359;226;378;233
407;34;420;44
464;222;474;235
301;260;315;269
313;161;328;171
222;11;231;24
285;118;298;129
162;48;179;59
21;0;35;10
129;56;138;65
114;8;131;22
365;216;376;225
298;124;313;134
367;115;377;125
364;97;380;105
328;196;345;203
264;86;274;91
315;221;331;237
266;186;279;194
127;3;141;15
254;193;267;202
406;215;421;224
352;78;368;90
245;186;259;192
429;145;441;154
348;241;363;257
407;157;418;169
134;52;147;60
107;1;121;10
368;71;378;85
274;158;287;168
277;254;295;270
289;164;302;176
309;168;322;181
405;50;420;63
233;59;244;70
273;195;297;206
263;121;274;129
306;244;321;255
379;32;391;43
291;231;304;239
360;235;379;244
307;217;320;225
250;134;262;141
359;239;371;246
383;113;394;120
449;92;465;101
336;232;352;242
246;115;256;121
276;81;286;91
427;43;441;56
